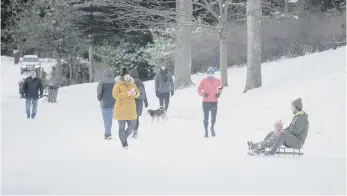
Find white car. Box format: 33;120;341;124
20;55;41;74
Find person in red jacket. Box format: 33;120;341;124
197;67;223;138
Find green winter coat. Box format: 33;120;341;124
284;111;309;146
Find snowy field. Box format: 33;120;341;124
1;48;346;194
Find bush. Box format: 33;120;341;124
95;40;155;81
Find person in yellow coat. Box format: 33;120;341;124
112;68;140;148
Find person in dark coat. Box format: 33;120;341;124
21;71;44;119
130;68;149;138
97;68;116;140
154;65;174;111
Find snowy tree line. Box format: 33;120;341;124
1;0;345;91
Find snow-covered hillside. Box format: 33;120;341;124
1;48;346;194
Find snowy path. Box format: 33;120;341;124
1;48;346;194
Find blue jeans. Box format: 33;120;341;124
26;99;38;118
101;107;113;136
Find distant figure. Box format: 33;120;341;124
13;50;20;64
112;68;139;148
155;65;174;111
47;67;60;103
47;85;59;103
130;68;149;138
41;68;48;88
21;71;43;119
248;98;309;156
97;68;116;140
197;67;223;138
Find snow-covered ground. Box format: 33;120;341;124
1;48;346;194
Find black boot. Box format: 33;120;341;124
122;140;129;148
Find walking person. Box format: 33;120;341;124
97;68;116;140
112;68;139;148
130;68;149;138
197;67;223;138
21;71;44;119
47;67;60;103
155;65;174;111
47;84;59;103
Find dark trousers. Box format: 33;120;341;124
135;118;140;130
132;117;140;137
254;131;302;153
254;131;278;151
159;92;170;110
203;102;218;134
118;120;136;146
48;87;59;103
268;131;302;154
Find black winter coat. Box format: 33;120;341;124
22;76;44;100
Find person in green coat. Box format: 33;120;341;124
248;98;309;156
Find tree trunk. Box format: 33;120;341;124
244;0;262;93
174;0;193;90
285;0;289;17
69;55;73;84
89;45;94;82
219;39;228;87
219;1;229;87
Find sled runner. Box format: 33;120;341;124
247;146;303;157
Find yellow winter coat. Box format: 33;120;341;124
112;76;139;120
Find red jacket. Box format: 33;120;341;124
197;76;223;102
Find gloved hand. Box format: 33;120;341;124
203;93;209;98
144;99;149;108
274;120;283;133
130;88;136;96
156;91;159;98
216;93;221;98
171;91;174;96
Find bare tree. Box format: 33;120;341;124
174;0;193;89
85;0;248;88
183;0;247;87
244;0;262;93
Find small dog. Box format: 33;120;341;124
41;88;49;102
147;107;168;122
41;94;48;102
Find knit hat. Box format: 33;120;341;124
292;98;303;110
121;68;128;77
207;67;215;74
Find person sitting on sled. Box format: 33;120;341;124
248;98;309;156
